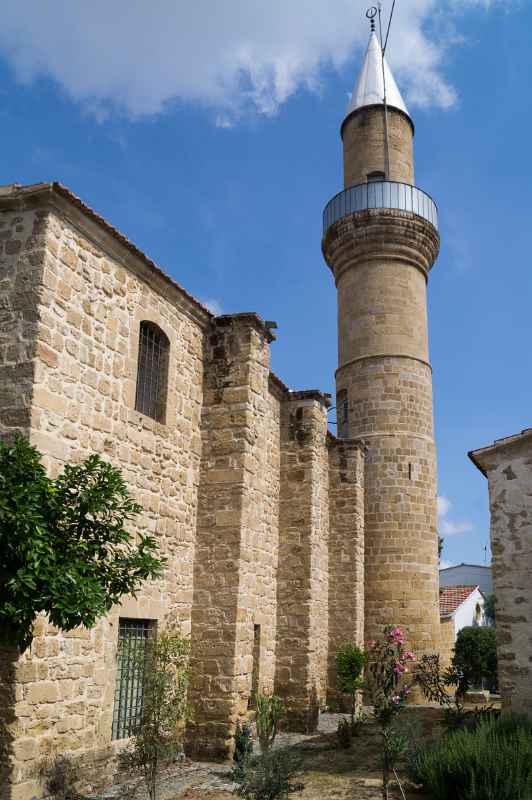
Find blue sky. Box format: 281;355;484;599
0;1;528;568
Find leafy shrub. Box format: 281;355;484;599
484;593;496;624
234;749;301;800
0;435;164;650
452;626;498;693
255;692;284;753
412;715;532;800
234;720;254;763
364;626;416;799
119;624;189;800
336;717;352;749
230;721;254;782
335;642;365;723
416;653;498;733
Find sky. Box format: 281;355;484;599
0;0;528;570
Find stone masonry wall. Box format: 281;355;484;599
342;107;414;188
187;315;280;759
472;433;532;718
323;207;441;660
327;437;365;705
275;394;330;732
1;196;208;800
0;208;47;437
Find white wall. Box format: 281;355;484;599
453;588;486;636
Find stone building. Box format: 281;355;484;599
1;28;441;799
469;430;532;718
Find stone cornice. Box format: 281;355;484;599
214;313;277;343
469;428;532;477
322;207;440;284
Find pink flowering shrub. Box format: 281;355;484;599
364;625;416;799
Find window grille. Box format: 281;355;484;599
134;321;170;422
112;618;155;740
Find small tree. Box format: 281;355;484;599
484;593;496;625
452;626;498;694
365;627;416;800
0;435;164;650
335;642;365;725
255;692;284;753
119;624;190;800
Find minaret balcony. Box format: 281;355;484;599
323;181;438;237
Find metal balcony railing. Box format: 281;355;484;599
323;180;438;235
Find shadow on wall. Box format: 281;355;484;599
0;645;16;800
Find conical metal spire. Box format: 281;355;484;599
344;31;410;122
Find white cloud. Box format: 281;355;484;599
201;298;223;316
438;493;473;536
437;495;451;517
440;519;474;536
0;0;517;123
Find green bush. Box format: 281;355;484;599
412;715;532;800
452;626;498;693
335;642;365;724
0;435;163;650
255;693;284;753
234;749;300;800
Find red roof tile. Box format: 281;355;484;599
439;585;479;617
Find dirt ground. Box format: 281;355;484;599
139;712;433;800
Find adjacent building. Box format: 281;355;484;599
469;430;532;718
439;563;492;595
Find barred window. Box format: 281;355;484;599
135;321;170;422
112;618;155;740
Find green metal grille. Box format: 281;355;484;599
112;618;154;740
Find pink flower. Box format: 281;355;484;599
391;695;401;705
389;627;405;644
403;651;415;661
393;662;406;674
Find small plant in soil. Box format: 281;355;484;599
364;626;415;800
233;749;301;800
230;720;255;782
255;692;284;753
335;642;365;726
118;623;189;800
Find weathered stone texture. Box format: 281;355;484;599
187;315;281;759
275;394;330;731
0;183;366;797
327;437;365;704
470;432;532;718
0;208;47;437
342;107;414;188
1;196;208;796
323;174;441;659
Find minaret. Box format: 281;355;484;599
322;27;441;657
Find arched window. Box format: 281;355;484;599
367;171;385;183
135;321;170;423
